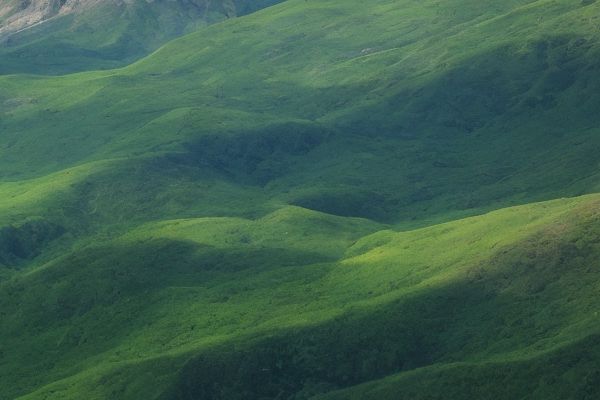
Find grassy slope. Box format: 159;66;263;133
1;195;599;399
2;0;600;224
317;335;600;400
0;0;600;398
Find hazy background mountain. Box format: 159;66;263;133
0;0;282;74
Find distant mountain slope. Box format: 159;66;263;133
0;0;283;74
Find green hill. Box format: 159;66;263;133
3;196;600;399
1;0;600;398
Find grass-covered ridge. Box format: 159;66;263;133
1;195;600;399
1;0;600;398
1;0;600;224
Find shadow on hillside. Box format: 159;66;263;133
0;219;65;269
156;33;600;224
160;214;600;399
0;237;336;399
2;209;599;399
172;121;333;186
6;32;600;227
1;237;334;320
322;334;600;400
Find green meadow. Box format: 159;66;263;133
1;0;600;398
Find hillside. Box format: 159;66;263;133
2;196;600;399
0;0;282;74
1;0;600;398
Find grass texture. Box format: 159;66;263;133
1;0;600;398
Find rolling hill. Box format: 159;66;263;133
1;0;600;399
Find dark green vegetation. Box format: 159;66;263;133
1;0;600;398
